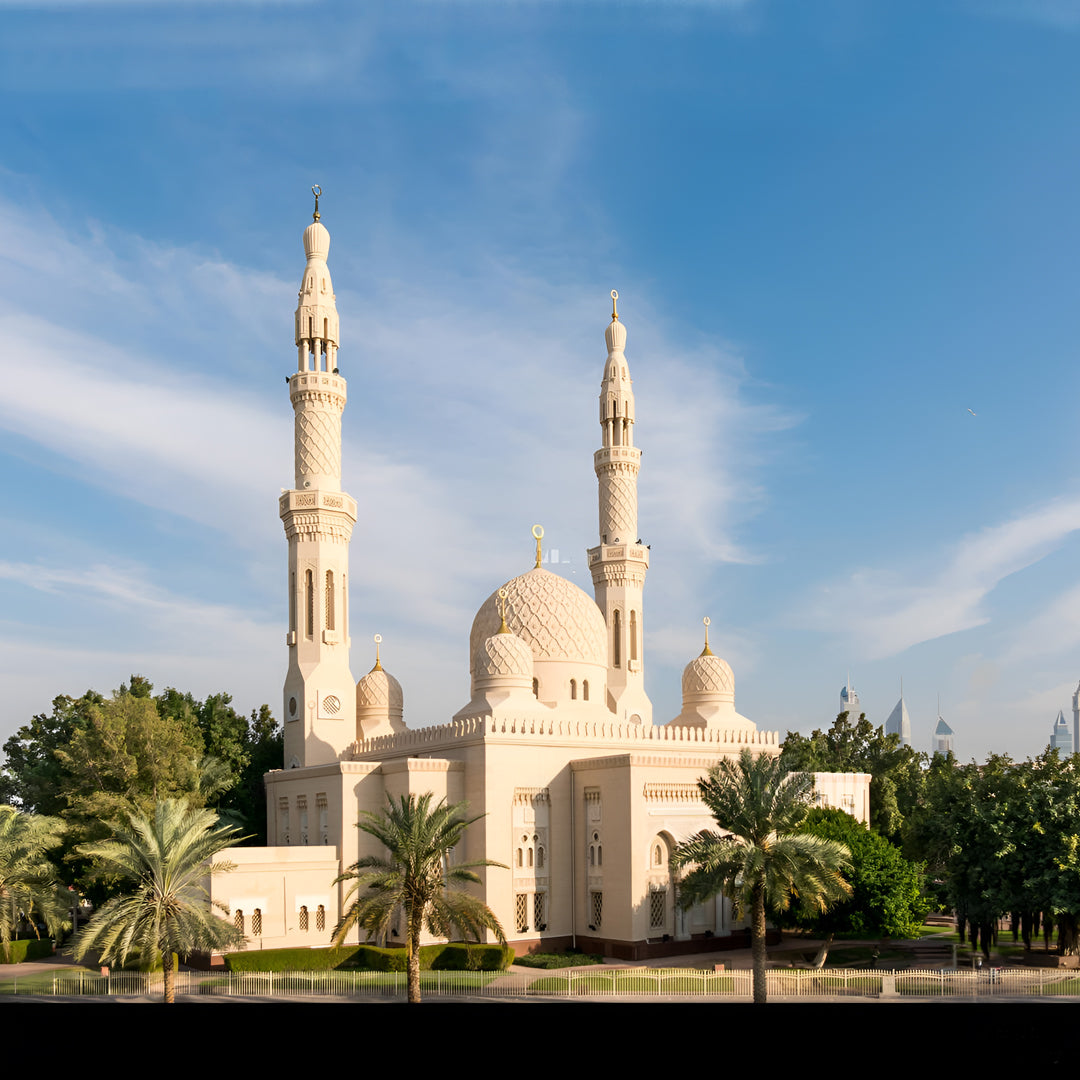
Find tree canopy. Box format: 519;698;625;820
774;807;929;946
673;748;851;1003
332;793;507;1003
780;711;927;841
71;799;244;1002
0;806;70;962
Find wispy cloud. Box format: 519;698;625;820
795;497;1080;659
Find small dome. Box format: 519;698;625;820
682;652;735;702
470;567;607;674
476;631;534;679
605;317;627;354
303;220;331;262
356;664;403;711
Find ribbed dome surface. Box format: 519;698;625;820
356;666;403;709
470;567;607;675
682;652;734;701
476;632;534;678
303;220;330;261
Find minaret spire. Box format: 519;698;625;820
587;291;652;725
280;191;358;767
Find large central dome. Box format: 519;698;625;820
470;567;607;675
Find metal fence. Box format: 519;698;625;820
4;965;1079;1000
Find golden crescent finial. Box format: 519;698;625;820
611;289;619;321
373;632;382;670
497;587;510;633
312;185;322;222
701;616;714;657
532;524;544;569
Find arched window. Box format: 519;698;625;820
252;909;263;936
299;906;309;931
325;571;335;631
570;679;577;700
613;610;622;669
527;848;534;868
654;844;662;866
316;905;325;932
537;846;545;870
516;848;523;868
583;680;589;701
234;909;245;935
598;845;603;867
630;611;638;662
305;570;314;638
289;571;296;634
532;678;539;698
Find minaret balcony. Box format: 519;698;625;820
279;490;358;520
594;446;641;469
587;543;649;569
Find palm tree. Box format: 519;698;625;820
332;793;507;1003
0;806;69;962
672;748;852;1003
71;799;244;1002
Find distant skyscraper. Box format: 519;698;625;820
1051;710;1073;756
840;679;861;718
932;715;954;756
1072;682;1080;760
885;694;912;748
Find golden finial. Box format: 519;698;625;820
532;524;544;569
611;289;619;322
700;616;714;657
497;588;510;634
312;185;322;222
372;633;383;671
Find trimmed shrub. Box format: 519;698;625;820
1;938;54;964
222;941;512;973
223;946;365;972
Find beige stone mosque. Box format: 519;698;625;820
212;197;869;960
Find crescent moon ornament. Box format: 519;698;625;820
611;289;619;321
532;524;544;568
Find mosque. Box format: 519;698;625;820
211;198;870;960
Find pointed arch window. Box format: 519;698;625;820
570;679;577;700
630;611;638;663
325;570;335;631
613;610;622;669
305;570;314;638
583;680;589;701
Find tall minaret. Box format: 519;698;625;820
280;188;358;768
587;291;653;725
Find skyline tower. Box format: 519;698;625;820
280;191;358;768
587;291;653;725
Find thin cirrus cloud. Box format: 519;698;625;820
798;496;1080;660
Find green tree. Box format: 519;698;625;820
71;799;244;1003
780;711;927;842
0;691;104;814
332;793;507;1004
774;807;930;959
672;748;852;1003
0;806;70;961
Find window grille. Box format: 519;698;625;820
252;909;263;936
299;906;309;931
650;890;666;929
515;893;529;933
234;909;245;935
591;891;603;929
533;892;546;930
316;905;325;932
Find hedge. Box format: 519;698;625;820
1;938;55;964
223;942;513;973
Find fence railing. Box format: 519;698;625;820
4;965;1079;1000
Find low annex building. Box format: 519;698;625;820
211;198;869;961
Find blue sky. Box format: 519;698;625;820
2;0;1080;761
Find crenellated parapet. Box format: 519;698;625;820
351;713;778;758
